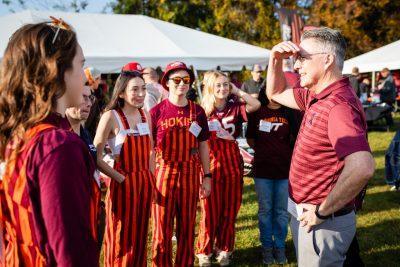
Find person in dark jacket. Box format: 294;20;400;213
84;66;106;138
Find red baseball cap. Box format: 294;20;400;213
122;62;143;73
161;61;195;91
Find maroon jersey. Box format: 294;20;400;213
150;99;210;147
246;106;292;179
208;100;247;139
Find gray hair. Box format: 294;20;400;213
301;27;347;71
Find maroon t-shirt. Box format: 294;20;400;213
208;100;247;138
26;113;98;266
150;99;210;146
246;106;292;179
290;77;371;204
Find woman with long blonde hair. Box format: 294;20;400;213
196;70;260;266
0;20;98;266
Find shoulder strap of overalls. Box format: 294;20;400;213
138;108;147;123
116;109;130;130
189;101;196;123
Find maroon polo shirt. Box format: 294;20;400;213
150;99;210;147
290;77;371;204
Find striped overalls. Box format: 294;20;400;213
152;101;201;267
196;130;243;255
104;109;153;267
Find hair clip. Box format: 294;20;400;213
49;16;71;44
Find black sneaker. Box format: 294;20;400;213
262;247;274;265
274;248;288;264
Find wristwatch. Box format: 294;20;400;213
204;173;212;179
315;204;332;220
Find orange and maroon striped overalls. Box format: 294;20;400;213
104;109;153;267
152;101;201;267
196;131;243;255
0;124;100;266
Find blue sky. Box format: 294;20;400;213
0;0;112;16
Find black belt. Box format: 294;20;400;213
332;206;354;217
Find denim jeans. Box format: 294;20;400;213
254;178;289;249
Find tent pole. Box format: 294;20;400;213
372;71;376;89
192;65;202;102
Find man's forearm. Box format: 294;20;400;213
266;56;287;100
318;151;375;216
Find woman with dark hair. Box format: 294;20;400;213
150;61;211;267
0;20;98;266
93;62;154;267
246;86;302;265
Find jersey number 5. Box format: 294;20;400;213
221;116;235;135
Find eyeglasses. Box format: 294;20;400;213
293;52;328;63
83;94;96;104
169;76;191;85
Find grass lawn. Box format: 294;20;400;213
101;114;400;266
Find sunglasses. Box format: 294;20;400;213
169;76;191;85
293;52;328;64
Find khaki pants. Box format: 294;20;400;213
290;212;356;267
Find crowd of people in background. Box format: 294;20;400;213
0;19;377;267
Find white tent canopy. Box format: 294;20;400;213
0;10;270;73
343;39;400;74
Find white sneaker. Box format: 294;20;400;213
215;249;232;266
197;254;212;267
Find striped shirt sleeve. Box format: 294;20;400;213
328;103;371;159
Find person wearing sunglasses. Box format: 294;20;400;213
143;67;169;111
241;64;265;98
150;61;211;267
196;70;260;267
93;62;155;267
266;27;374;267
0;21;98;266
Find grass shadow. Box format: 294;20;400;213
357;190;400;214
357;218;400;267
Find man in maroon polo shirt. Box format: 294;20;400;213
266;27;375;267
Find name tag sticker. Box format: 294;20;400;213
137;122;150;136
287;197;303;219
259;120;272;132
208;120;219;131
189;122;202;137
216;128;235;141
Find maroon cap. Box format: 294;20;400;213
161;61;195;91
122;62;143;73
